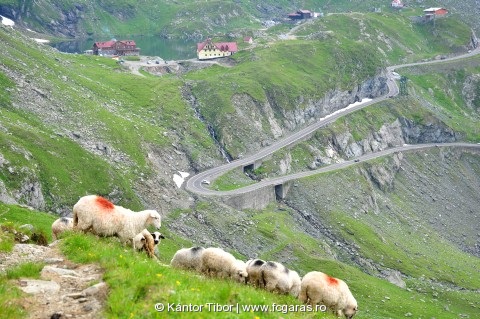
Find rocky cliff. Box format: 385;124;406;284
209;75;389;159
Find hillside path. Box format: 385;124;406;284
1;242;106;319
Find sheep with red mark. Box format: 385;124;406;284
299;271;357;318
51;217;73;240
73;195;161;244
170;246;205;271
200;247;248;283
246;258;265;287
260;261;301;297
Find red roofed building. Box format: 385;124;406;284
423;7;448;21
197;38;238;60
92;39;140;56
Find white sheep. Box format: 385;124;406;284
246;258;265;287
260;261;301;296
299;271;358;318
200;247;248;283
51;217;73;240
133;229;164;259
170;246;205;272
73;195;161;244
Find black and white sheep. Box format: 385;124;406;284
200;247;248;283
133;229;165;259
246;258;265;287
260;261;302;297
73;195;161;244
51;217;74;240
170;246;205;272
299;271;358;318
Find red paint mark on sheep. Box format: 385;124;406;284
326;275;339;285
95;196;115;210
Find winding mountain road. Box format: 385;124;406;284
186;47;480;196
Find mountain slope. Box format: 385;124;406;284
0;6;479;319
1;0;480;39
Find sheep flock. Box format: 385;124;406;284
52;194;358;318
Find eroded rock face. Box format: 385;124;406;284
462;74;480;110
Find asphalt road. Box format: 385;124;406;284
186;47;480;196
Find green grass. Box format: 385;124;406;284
211;168;254;191
5;262;44;279
0;276;25;319
0;202;57;242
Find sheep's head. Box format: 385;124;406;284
151;231;165;244
146;210;162;229
343;303;358;319
233;260;248;283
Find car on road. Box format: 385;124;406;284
201;179;210;185
354;159;360;163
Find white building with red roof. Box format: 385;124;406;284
197;38;238;60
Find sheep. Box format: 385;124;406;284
170;246;205;272
133;229;164;259
73;195;161;244
51;217;73;240
151;231;165;258
260;261;301;296
288;269;302;297
200;247;248;283
151;231;165;245
245;258;265;287
299;271;358;318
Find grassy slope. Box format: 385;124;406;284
0;27;219;210
0;191;478;319
284;148;480;318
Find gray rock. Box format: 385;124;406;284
82;282;107;297
382;269;406;289
42;266;80;277
19;279;61;294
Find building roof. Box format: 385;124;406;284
423;7;446;12
197;39;238;53
298;9;312;14
94;40;116;48
117;40;137;46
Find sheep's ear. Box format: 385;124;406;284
150;211;158;218
141;237;145;242
160;234;166;239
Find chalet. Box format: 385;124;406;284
423;7;448;21
244;36;253;44
197;38;238;60
391;0;404;8
288;9;313;20
92;39;140;56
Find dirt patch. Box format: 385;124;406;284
1;242;107;319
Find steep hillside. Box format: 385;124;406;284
0;10;475;214
0;26;222;214
184;12;472;159
1;0;479;39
